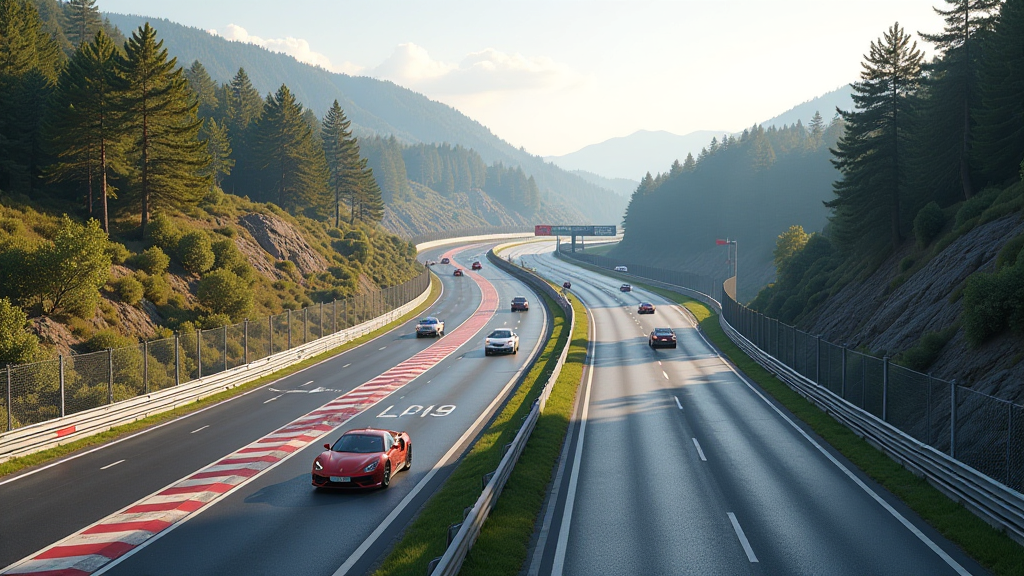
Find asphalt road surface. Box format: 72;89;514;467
505;241;988;576
1;240;547;576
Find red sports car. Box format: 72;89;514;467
638;302;655;314
471;261;482;270
312;428;411;489
453;268;464;276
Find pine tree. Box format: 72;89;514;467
255;84;330;215
45;30;126;232
184;60;219;120
116;23;211;236
63;0;101;48
973;0;1024;185
321;100;367;227
356;161;384;222
221;67;264;197
827;22;923;253
682;152;696;172
916;0;1000;201
202;118;233;189
669;159;684;178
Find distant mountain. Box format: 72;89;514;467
568;170;637;198
103;13;625;225
546;129;725;181
760;85;854;129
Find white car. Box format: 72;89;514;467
614;265;628;272
484;329;519;355
416;317;444;337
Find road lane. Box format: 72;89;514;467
508;241;987;576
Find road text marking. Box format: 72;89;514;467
728;512;758;562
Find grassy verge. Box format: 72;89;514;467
458;289;587;575
373;290;570;576
567;257;1024;575
0;275;442;479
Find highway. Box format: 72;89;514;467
0;241;548;576
505;241;988;576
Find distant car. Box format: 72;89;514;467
312;428;411;490
620;284;632;292
453;268;464;276
638;302;655;314
511;296;529;312
441;257;451;264
485;329;519;355
416;317;444;337
614;266;628;272
649;327;677;349
563;281;572;289
471;261;482;270
427;260;436;266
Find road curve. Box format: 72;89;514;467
1;242;548;576
507;241;988;576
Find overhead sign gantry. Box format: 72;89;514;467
535;224;617;252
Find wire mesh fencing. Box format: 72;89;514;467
2;270;430;434
558;248;1024;493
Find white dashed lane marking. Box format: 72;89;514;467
100;460;125;470
190;425;209;434
692;438;707;461
674;396;683;410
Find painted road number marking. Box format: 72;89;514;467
377;404;455;418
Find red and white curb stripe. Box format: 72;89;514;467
3;248;497;576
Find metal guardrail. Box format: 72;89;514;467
556;248;1024;546
427;248;576;575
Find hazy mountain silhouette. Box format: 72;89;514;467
547;130;724;180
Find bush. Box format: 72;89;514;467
913;202;944;247
275;259;297;276
112;276;144;306
897;328;954;371
130;246;170;275
148;213;181;251
140;273;170;306
996;234;1024;271
82;329;136;352
962;264;1024;345
177;231;215;274
106;242;130;265
216;226;236;237
32;216;111;318
197;269;253;321
899;257;915;273
199;313;232;329
0;297;39;364
955;189;999;228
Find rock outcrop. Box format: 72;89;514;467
239;213;329;276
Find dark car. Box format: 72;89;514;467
638;302;655;314
649;327;677;349
453;268;464;276
563;281;572;289
620;284;632;292
472;261;482;270
511;296;529;311
440;257;451;264
312;428;411;489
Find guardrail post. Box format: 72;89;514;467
223;325;228;372
59;354;65;417
287;309;292;349
841;345;847;399
107;348;114;404
243;319;249;364
950;379;957;458
882;356;889;422
143;341;148;394
6;364;11;431
197;329;202;379
174;333;180;386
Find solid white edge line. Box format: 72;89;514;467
332;248;550;576
692;438;707;462
0;275;445;491
727;512;758;562
100;459;125;470
551;306;596;576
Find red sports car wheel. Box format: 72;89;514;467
382;462;391;489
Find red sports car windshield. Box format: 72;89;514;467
332;434;385;453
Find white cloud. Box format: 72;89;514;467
208;24;363;75
370;43;578;95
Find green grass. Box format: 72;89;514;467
373;290;571;576
578;241;617;256
458;288;587;576
0;275;442;479
571;262;1024;576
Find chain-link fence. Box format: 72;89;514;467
559;248;1024;493
2;270;430;434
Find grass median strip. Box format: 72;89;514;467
566;257;1024;576
458;289;587;576
373;290;570;576
0;275;442;480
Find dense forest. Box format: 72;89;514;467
0;0;424;365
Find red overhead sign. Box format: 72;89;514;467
535;225;552;236
716;239;729;245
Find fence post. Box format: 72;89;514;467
950;379;957;459
303;307;308;343
59;354;65;417
197;329;202;379
107;348;114;404
288;309;292;349
6;365;11;431
319;302;323;338
333;299;337;333
174;333;180;386
1008;404;1013;486
882;356;889;422
841;345;847;399
815;335;821;385
223;324;228;372
269;315;273;354
244;319;249;364
143;341;149;395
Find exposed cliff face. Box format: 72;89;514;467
804;214;1024;403
239;213;330;276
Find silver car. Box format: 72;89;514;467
484;329;519;355
416;317;444;337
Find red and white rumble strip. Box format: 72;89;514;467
3;248;498;576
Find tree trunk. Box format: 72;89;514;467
100;136;109;234
960;86;974;200
86;145;93;217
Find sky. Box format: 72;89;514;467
100;0;944;157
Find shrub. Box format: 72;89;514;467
216;226;237;237
112;276;144;306
899;257;915;273
32;216;111;318
177;231;215;274
955;189;999;228
0;297;39;364
130;246;170;275
962;264;1024;345
197;269;253;321
82;328;135;352
913;202;944;247
140;273;170;306
199;313;232;329
275;259;297;276
148;213;181;251
996;234;1024;272
106;242;131;265
896;328;955;371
